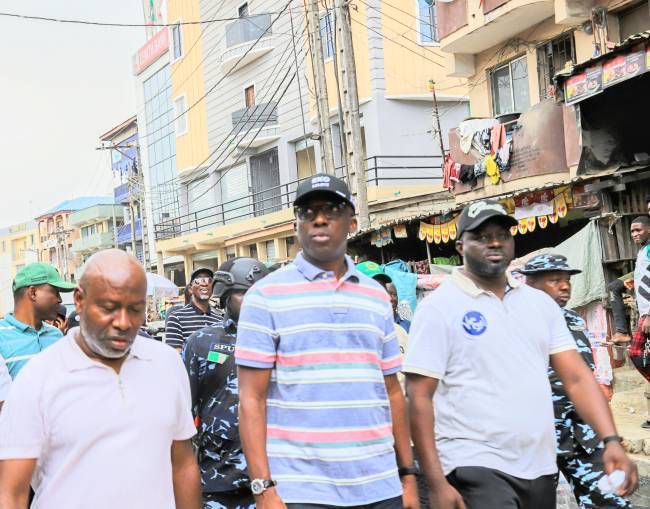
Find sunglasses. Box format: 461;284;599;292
294;202;348;222
192;277;214;286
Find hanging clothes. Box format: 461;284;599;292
442;154;460;190
485;155;500;185
458;118;497;154
393;224;408;239
490;123;507;154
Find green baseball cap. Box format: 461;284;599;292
13;263;76;292
356;261;392;284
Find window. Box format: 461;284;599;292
320;10;335;59
537;33;575;100
417;0;439;44
226;246;237;260
244;85;256;108
30;234;34;246
249;244;258;258
619;1;650;40
238;3;249;17
266;240;276;260
491;56;530;116
174;96;188;135
171;23;183;60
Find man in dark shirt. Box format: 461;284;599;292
183;257;269;509
166;268;223;350
523;254;630;509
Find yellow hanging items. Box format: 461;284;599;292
526;217;536;232
433;225;442;244
518;219;528;235
510;225;518;236
485;155;500;185
418;222;428;241
441;223;450;243
449;222;457;240
538;215;548;229
555;194;568;218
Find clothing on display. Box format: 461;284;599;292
393;224;408;238
384;260;418;315
458;118;497;154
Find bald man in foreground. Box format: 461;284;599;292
0;249;201;509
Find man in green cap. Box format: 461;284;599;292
0;262;75;378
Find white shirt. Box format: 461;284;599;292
634;243;650;316
0;356;10;401
0;331;196;509
403;269;575;480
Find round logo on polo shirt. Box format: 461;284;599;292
461;311;487;336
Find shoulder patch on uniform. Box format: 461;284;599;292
207;350;229;364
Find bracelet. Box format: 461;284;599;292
602;435;623;445
398;465;420;477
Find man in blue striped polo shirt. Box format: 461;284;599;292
236;174;419;509
0;263;75;378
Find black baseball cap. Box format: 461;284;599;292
294;173;355;210
457;200;517;237
190;267;214;283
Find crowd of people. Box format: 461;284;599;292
0;173;646;509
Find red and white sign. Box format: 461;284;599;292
133;28;169;75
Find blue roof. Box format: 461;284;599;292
43;196;115;215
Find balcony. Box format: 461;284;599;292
221;14;276;73
69;204;122;228
72;232;115;254
154;156;443;241
117;219;142;245
438;0;554;56
231;102;280;148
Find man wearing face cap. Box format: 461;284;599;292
165;267;223;351
405;201;637;509
523;254;630;508
0;249;201;509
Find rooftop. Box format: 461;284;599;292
37;196;115;218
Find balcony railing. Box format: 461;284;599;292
71;232;115;253
231;103;278;134
154;156;442;241
225;14;273;48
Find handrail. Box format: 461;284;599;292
154;155;443;240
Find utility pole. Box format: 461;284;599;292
305;0;336;175
428;79;446;159
334;0;369;229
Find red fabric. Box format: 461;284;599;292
442;154;457;190
630;319;647;357
490;123;506;154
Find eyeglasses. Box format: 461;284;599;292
192;277;213;286
468;232;512;244
294;202;348;222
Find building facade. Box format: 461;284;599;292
147;0;469;281
35;197;115;283
0;222;38;317
68;204;124;263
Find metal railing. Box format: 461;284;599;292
154;155;442;240
231;102;278;134
225;14;273;48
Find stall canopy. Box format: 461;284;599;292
146;272;179;298
512;221;607;309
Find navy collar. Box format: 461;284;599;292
294;252;359;282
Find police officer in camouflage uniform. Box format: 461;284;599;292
522;254;631;509
183;257;269;509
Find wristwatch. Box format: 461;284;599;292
398;463;420;477
250;479;277;495
602;435;624;446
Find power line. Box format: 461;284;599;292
153;51;303;228
350;16;443;67
177;22;309;194
358;0;444;64
150;25;310;208
138;0;294;144
0;11;285;27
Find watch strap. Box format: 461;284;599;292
602;435;623;445
398;465;419;477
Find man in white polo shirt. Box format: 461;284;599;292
405;201;637;509
0;249;201;509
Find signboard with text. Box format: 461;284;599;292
133;28;169;75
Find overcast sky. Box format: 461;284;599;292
0;1;145;227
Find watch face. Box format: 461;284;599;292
251;479;264;495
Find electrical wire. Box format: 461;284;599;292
173;22;309;195
138;0;293;144
150;23;310;206
0;11;287;27
350;16;443;67
357;0;445;63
